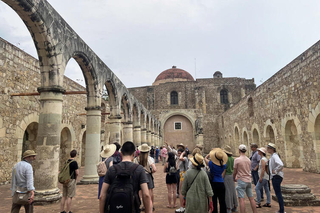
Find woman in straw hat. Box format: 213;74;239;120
181;153;213;213
98;144;117;199
134;143;157;211
205;148;228;213
255;147;271;208
223;146;238;213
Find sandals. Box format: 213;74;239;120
262;203;271;207
167;205;172;208
256;204;262;208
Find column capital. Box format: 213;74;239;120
134;126;141;129
141;128;147;131
124;121;133;125
37;86;66;93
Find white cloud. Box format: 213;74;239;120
1;0;320;88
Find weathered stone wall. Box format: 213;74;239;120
129;75;256;152
0;37;87;184
217;40;320;173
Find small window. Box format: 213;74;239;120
174;122;182;130
171;91;178;105
220;89;228;104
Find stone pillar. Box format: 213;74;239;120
197;134;204;147
156;134;159;146
108;116;122;144
147;131;151;146
34;89;64;204
141;128;147;145
151;133;155;146
80;108;101;184
123;122;133;142
133;126;141;146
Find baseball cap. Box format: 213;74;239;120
239;144;247;151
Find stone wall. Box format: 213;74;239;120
0;37;87;184
217;40;320;173
129;75;256;152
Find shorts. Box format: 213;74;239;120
166;173;178;184
236;179;253;198
179;171;186;182
63;179;76;198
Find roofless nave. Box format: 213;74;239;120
1;0;320;205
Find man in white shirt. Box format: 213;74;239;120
11;150;37;213
267;143;285;213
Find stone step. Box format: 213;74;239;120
281;184;311;194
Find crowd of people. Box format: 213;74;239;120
10;141;285;213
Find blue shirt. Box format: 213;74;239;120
209;161;227;182
11;160;35;196
156;149;160;156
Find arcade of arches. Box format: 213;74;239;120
1;0;320;206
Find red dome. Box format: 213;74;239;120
153;66;194;85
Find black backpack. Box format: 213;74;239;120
105;163;140;213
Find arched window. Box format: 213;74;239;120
171;91;178;105
220;89;228;104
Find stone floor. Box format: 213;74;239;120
1;164;320;213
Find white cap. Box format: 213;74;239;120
239;144;247;151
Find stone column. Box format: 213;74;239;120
133;126;141;146
141;128;147;145
147;131;151;146
197;134;204;147
156;134;159;146
80;108;101;184
151;133;155;146
123;122;133;142
34;88;64;204
108;116;122;144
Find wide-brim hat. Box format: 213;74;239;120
139;143;151;153
100;144;117;158
192;147;202;156
23;150;37;158
258;147;267;154
223;145;233;155
176;143;185;150
210;148;228;166
267;143;276;150
190;153;204;167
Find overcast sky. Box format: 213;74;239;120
1;0;320;88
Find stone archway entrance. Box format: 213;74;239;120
164;115;194;150
22;122;38;159
60;127;72;170
285;120;302;168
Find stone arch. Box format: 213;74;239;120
14;113;39;162
263;119;278;143
281;115;303;168
160;111;196;134
163;114;195;149
120;93;131;122
140;109;146;129
22;122;39;160
59;126;74;170
307;101;320;172
1;0;65;87
251;123;261;147
105;80;119;116
234;124;240;153
242;127;250;156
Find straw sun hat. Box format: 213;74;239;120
100;144;116;158
258;147;267;154
210;148;228;166
139;143;151;153
23;150;37;159
190;153;204;167
267;143;276;150
176;143;185;150
223;145;233;155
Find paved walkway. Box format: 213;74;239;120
1;163;320;213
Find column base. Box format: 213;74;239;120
34;188;62;205
79;175;99;185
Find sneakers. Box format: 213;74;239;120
231;207;238;212
175;207;185;212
